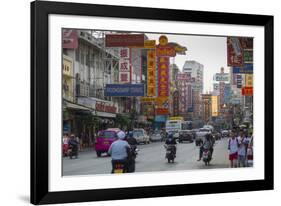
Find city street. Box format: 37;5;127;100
63;138;229;176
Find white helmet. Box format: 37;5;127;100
117;131;126;139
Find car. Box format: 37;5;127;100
94;128;120;157
178;130;194;143
221;130;229;138
133;129;150;144
150;131;163;142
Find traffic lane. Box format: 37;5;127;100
62;139;229;176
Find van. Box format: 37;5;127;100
95;128;120;157
133;129;150;144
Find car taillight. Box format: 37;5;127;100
95;139;98;144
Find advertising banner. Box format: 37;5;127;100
156;46;176;57
147;50;156;96
227;37;243;67
233;64;253;74
158;57;169;97
176;73;190;81
105;34;144;47
213;73;230;82
63;29;78;49
242;86;253;96
219;82;225;105
211;96;219;117
105;84;144;96
244;49;253;64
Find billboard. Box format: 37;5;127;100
119;48;131;83
233;64;253;74
213;73;229;82
158;57;169;97
105;34;144;47
105;84;145;97
227;37;244;67
147;50;156;96
63;29;78;49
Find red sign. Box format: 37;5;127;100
96;102;117;113
105;34;145;47
242;87;253;96
156;46;176;57
156;108;169;115
63;29;78;49
227;37;244;67
158;57;169;97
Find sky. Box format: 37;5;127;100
147;33;230;93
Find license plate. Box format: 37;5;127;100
114;169;123;173
104;141;109;145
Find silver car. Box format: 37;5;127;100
133;129;150;144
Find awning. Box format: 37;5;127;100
64;101;92;111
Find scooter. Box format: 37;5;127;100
68;144;78;159
164;144;176;163
202;149;211;166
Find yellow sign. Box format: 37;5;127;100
159;35;168;46
245;74;253;87
144;40;156;48
168;116;184;121
147;50;156;97
211;96;219;117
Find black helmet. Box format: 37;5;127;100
168;133;173;139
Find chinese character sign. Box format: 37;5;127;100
158;57;169;97
119;48;131;83
147;50;156;96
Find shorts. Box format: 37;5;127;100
229;152;238;160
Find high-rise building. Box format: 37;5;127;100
182;60;204;119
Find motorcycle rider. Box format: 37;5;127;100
126;131;138;172
197;134;214;161
68;134;79;159
108;131;131;173
165;133;177;156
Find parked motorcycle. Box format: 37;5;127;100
164;144;176;163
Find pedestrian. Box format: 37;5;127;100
237;132;247;167
246;133;254;167
228;132;238;168
62;133;69;157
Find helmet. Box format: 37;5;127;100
117;131;126;139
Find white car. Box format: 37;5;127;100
150;131;163;142
133;129;150;144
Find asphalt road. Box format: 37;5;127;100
63;138;230;176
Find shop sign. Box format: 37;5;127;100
244;49;253;64
233;64;253;74
156;35;176;57
105;34;144;47
242;86;253;96
245;74;253;87
105;84;145;97
95;102;117;113
144;40;156;48
147;50;156;96
158;57;169;97
236;74;243;88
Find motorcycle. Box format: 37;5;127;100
68;144;78;159
164;144;176;163
112;160;127;173
127;145;139;173
202;149;211;166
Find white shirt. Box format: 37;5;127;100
237;136;247;156
229;137;238;154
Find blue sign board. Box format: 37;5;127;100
233;64;253;74
105;84;145;97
